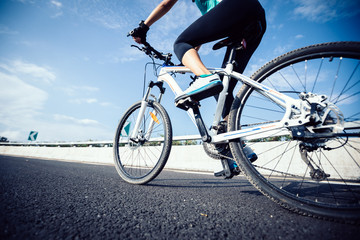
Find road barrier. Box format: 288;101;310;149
1;136;359;178
0;136;223;172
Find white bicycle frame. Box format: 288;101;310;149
131;61;316;144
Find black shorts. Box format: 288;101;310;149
174;0;266;62
174;0;266;118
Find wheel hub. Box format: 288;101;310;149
293;92;345;151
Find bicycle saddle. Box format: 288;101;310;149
212;20;263;51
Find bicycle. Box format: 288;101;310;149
113;36;360;222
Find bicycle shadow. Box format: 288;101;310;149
146;175;260;193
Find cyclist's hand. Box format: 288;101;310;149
128;20;149;44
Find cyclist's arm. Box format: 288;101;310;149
144;0;178;27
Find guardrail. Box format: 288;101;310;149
0;135;220;172
0;135;202;147
1;134;358;177
2;120;359;147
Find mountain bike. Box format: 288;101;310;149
113;39;360;222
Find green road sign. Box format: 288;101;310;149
28;131;38;141
121;122;131;137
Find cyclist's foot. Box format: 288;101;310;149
175;74;223;103
243;145;258;162
213;146;258;179
214;159;240;179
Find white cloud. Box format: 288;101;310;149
150;1;200;51
0;60;57;141
51;11;63;18
114;45;146;63
51;0;62;8
49;0;63;18
153;1;199;34
35;120;112;141
197;44;213;56
0;25;18;35
60;85;99;96
0;60;56;84
99;102;112;107
0;72;48;127
0;69;109;141
67;0;142;30
273;44;291;56
0;130;22;141
16;0;35;4
113;1;200;63
53;114;99;125
292;0;360;23
70;98;98;104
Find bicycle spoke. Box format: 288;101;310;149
114;101;171;184
291;64;306;92
278;71;297;92
329;57;342;101
334;91;360;105
230;42;360;220
333;61;360;104
280;144;298;188
246;104;284;114
249;92;286;112
311;57;324;92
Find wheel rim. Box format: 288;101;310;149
115;103;168;180
234;45;360;211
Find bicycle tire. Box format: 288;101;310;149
113;100;172;184
229;41;360;222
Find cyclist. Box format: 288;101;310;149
130;0;266;178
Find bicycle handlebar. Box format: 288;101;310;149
130;42;174;66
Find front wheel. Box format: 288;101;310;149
229;42;360;222
113;100;172;184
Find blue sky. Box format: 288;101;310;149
0;0;359;142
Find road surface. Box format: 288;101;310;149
0;155;359;239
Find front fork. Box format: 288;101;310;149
130;81;166;141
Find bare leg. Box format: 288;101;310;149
174;47;223;104
181;48;211;76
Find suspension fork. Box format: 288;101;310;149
130;81;166;141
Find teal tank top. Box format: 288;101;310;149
194;0;222;15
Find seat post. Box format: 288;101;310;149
211;47;237;129
226;46;237;65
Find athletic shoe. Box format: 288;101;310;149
175;74;223;103
214;146;258;179
243;145;258;162
214;159;240;179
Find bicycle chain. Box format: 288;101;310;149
240;119;280;128
208;119;300;177
208;143;302;179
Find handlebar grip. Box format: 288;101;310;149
129;42;173;65
127;30;135;37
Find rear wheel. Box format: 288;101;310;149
113;101;172;184
229;42;360;222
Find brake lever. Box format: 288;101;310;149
130;42;171;63
131;44;150;55
130;44;142;50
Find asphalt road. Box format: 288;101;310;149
0;155;359;240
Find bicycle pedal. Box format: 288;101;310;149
214;170;227;178
175;97;199;110
214;168;240;179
